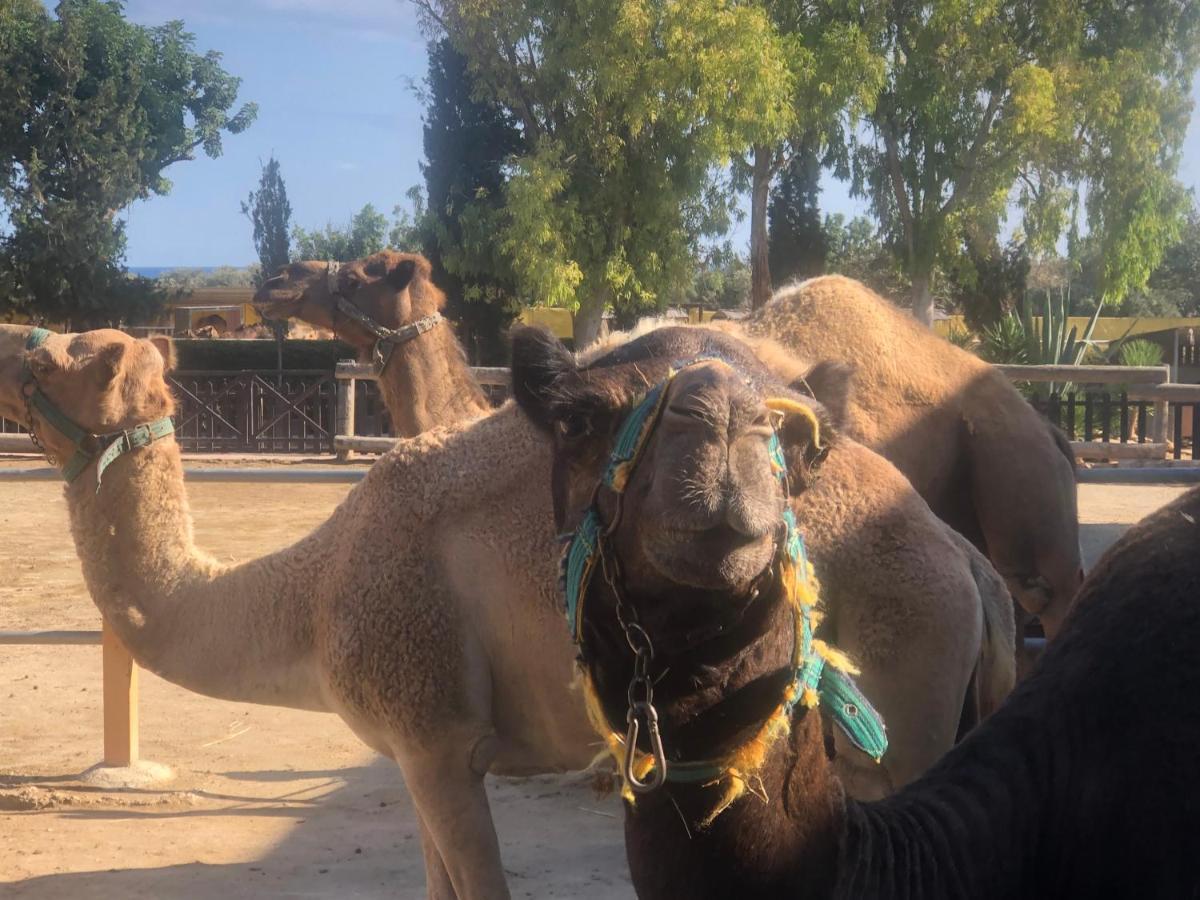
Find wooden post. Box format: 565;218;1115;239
336;375;356;463
102;623;138;767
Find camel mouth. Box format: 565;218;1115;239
252;288;304;319
642;524;776;592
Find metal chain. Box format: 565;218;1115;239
22;385;55;465
598;529;667;793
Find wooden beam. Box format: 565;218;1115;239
1071;441;1168;461
102;623;138;767
335;360;377;380
1127;383;1200;403
0;630;102;645
334;435;397;454
335;376;356;463
335;360;512;387
995;364;1169;385
0;433;34;454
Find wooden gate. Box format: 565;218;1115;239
169;370;336;454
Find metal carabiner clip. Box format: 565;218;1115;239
624;700;667;794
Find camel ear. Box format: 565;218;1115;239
790;360;854;433
97;343;127;386
385;258;418;291
148;336;176;373
511;325;578;432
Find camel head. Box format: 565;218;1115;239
0;325;176;471
513;324;846;638
253;251;446;360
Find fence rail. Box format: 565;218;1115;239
3;360;1198;462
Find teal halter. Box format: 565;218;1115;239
21;328;176;487
559;358;887;798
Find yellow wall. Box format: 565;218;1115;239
518;306;575;340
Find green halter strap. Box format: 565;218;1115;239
21;328;176;487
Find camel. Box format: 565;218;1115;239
740;276;1083;643
520;325;1200;898
257;254;1076;653
254;251;491;437
3;323;1012;898
511;324;1015;803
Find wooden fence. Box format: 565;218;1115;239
3;361;1197;462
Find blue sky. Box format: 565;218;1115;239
121;0;1200;267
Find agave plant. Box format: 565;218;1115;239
979;313;1028;364
1020;287;1105;395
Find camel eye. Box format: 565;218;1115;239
557;414;591;441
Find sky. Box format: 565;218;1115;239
120;0;1200;268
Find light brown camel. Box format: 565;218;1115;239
511;324;1015;801
258;253;1073;656
254;251;491;437
739;276;1083;643
3;324;1013;898
540;333;1200;898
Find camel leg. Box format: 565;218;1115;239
398;749;511;900
417;813;459;900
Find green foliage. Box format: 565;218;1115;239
1021;289;1103;369
852;1;1200;323
419;39;524;363
1118;339;1165;368
979;313;1029;364
419;0;796;342
292;204;390;262
822;213;910;300
0;0;256;327
943;323;977;351
155;266;258;291
679;242;751;311
242;156;291;286
942;235;1030;331
767;144;826;287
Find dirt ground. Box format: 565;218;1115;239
0;457;1189;898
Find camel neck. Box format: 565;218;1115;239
583;582;847;900
375;321;490;437
63;440;328;710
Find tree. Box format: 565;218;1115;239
419;38;524;363
943;233;1029;331
767;144;828;288
292;204;389;262
681;242;752;311
242;156;292;287
742;1;885;309
0;0;256;327
823;213;909;300
853;2;1200;325
155;266;259;291
416;0;794;346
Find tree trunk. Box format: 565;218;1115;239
911;267;935;326
750;144;773;311
572;289;607;349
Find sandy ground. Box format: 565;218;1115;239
0;464;1189;898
